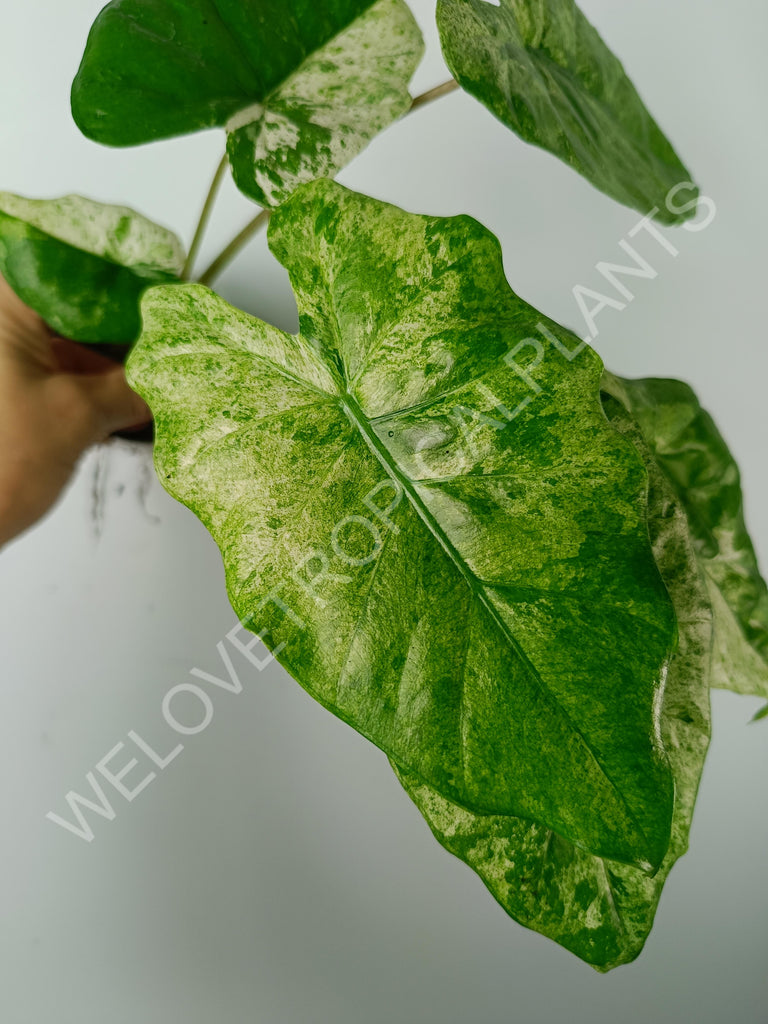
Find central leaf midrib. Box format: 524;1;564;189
342;392;500;613
341;388;651;848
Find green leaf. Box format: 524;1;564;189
394;394;713;970
126;178;676;869
436;0;698;224
0;192;184;343
71;0;424;207
603;373;768;701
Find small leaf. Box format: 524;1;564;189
127;179;677;869
72;0;424;207
394;395;712;970
436;0;698;223
603;373;768;701
0;193;184;343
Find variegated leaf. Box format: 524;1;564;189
436;0;698;223
127;178;678;870
393;394;713;970
603;372;768;702
0;193;184;343
72;0;424;207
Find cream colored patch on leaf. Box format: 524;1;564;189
0;192;184;273
226;0;424;206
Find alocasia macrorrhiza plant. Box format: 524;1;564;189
1;0;765;970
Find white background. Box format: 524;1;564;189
0;1;766;1020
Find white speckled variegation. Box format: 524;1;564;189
226;0;424;206
0;191;185;342
127;179;680;876
0;193;184;275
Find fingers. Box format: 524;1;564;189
49;335;122;375
0;273;50;336
67;365;152;442
0;276;152;446
0;272;30;313
0;278;59;370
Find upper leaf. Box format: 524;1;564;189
436;0;698;223
0;192;184;343
394;395;713;970
71;0;424;207
127;178;676;869
603;373;768;701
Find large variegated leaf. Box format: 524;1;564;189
0;192;184;343
127;178;676;869
394;395;713;970
71;0;424;207
436;0;698;223
603;373;768;702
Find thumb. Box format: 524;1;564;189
72;365;152;441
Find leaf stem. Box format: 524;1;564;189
197;208;272;287
194;79;459;287
408;77;459;113
181;154;229;280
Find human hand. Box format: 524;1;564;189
0;273;151;546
